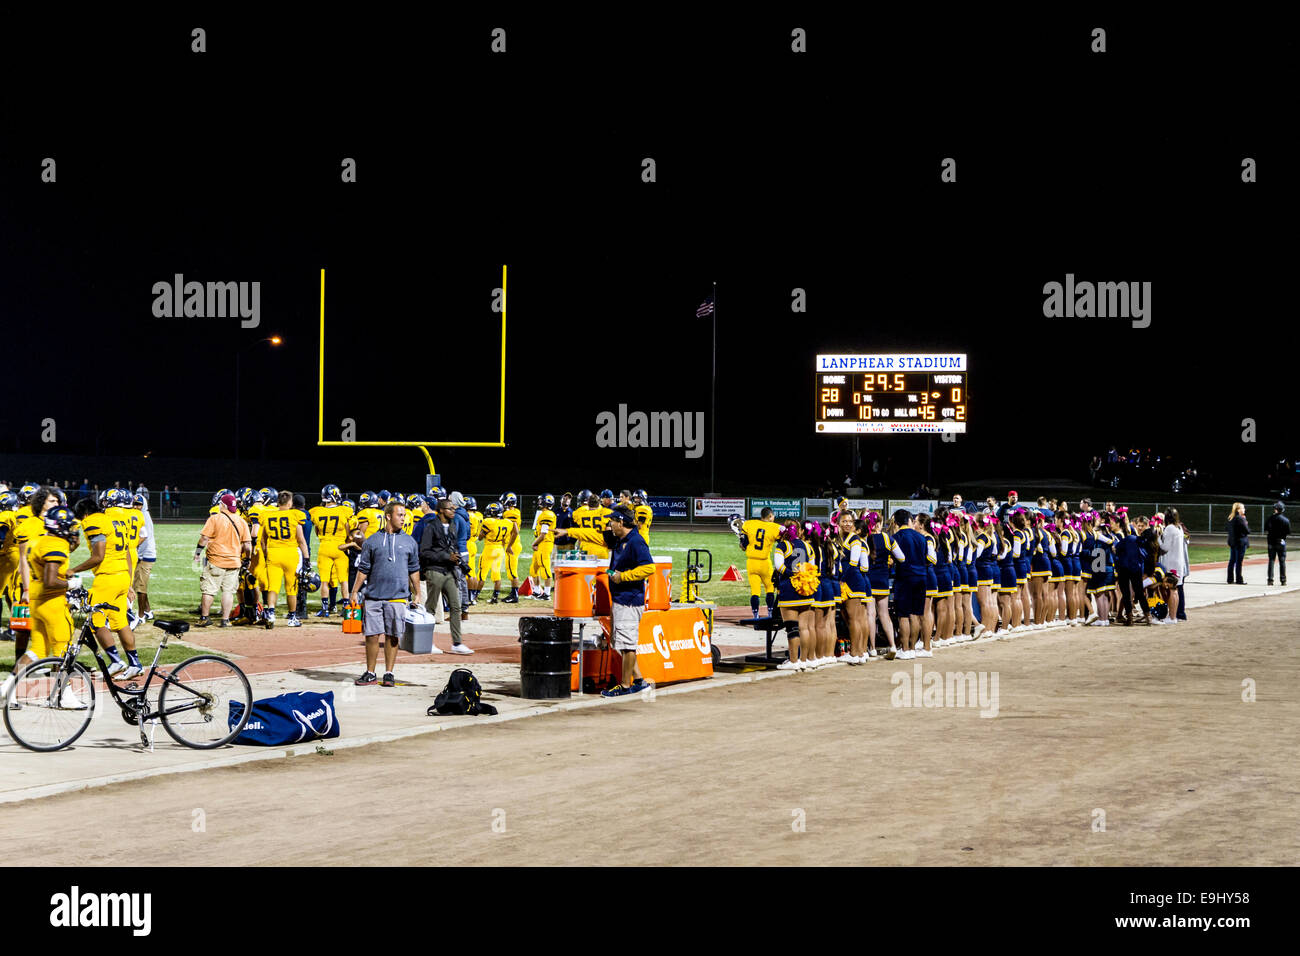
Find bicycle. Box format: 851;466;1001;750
3;588;253;752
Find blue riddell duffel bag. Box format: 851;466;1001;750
229;691;340;746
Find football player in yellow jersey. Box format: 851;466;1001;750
259;490;311;628
0;490;22;637
739;507;785;618
355;490;385;540
499;492;523;603
208;488;232;516
25;508;80;660
572;493;612;559
309;483;353;616
476;502;517;604
69;491;141;677
0;486;57;699
464;497;482;603
528;494;558;600
246;486;279;599
632;489;653;546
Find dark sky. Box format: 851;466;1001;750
1;12;1292;496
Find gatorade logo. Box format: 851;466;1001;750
692;620;710;655
652;624;671;659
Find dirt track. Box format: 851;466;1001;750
7;592;1299;866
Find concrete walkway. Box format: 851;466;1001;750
3;575;1294;804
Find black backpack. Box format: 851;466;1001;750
428;668;499;717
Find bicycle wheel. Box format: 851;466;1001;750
3;658;97;752
158;655;252;749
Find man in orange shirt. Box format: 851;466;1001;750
196;493;252;626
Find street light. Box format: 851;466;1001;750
234;335;283;461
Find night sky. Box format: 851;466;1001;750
1;13;1292;496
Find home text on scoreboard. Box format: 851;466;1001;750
815;353;968;434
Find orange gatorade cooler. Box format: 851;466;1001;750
646;556;673;611
554;558;605;618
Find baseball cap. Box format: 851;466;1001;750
600;489;614;499
1275;501;1286;511
1008;489;1019;497
219;493;238;511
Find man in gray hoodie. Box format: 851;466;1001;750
351;501;421;687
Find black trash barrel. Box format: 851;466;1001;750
518;617;573;699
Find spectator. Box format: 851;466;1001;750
1226;502;1250;585
196;493;251;626
996;490;1020;521
983;495;998;514
172;485;182;517
1264;502;1289;586
418;497;471;655
132;488;156;623
77;478;90;502
1161;508;1189;621
448;492;472;620
351;501;421;687
951;493;964;513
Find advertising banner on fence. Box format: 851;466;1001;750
749;497;803;519
646;496;689;519
888;499;939;515
693;497;747;518
805;498;885;519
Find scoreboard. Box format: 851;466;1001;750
815;353;968;434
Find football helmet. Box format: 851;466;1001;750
43;506;80;540
212;488;232;506
0;491;18;511
485;502;503;518
377;490;392;505
359;491;378;509
321;483;342;505
407;493;425;511
52;487;68;507
17;483;39;504
118;489;137;508
342;499;357;512
234;486;252;505
258;486;278;505
500;492;518;509
465;496;478;511
97;489;115;509
393;493;407;506
133;492;147;509
577;488;593;506
633;489;648;504
540;494;555;509
298;566;322;594
428;485;446;501
729;513;744;536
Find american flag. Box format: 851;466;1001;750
695;297;714;318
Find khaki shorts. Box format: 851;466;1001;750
200;563;240;597
611;602;643;652
132;559;153;594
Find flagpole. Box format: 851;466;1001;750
711;280;717;494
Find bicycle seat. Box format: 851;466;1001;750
153;620;190;635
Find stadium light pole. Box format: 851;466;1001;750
234;335;283;462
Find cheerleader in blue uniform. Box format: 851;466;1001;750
1011;510;1034;631
837;512;871;663
959;514;979;640
864;511;903;657
916;513;939;656
1029;512;1052;626
1045;520;1066;624
1084;512;1117;626
931;509;955;646
810;522;840;666
996;519;1022;634
773;521;816;670
973;514;1000;638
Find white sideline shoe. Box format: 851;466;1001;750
776;660;799;671
448;643;474;655
915;649;933;658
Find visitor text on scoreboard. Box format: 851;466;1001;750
815;353;968;434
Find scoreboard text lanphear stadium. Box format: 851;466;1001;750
815;353;968;434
